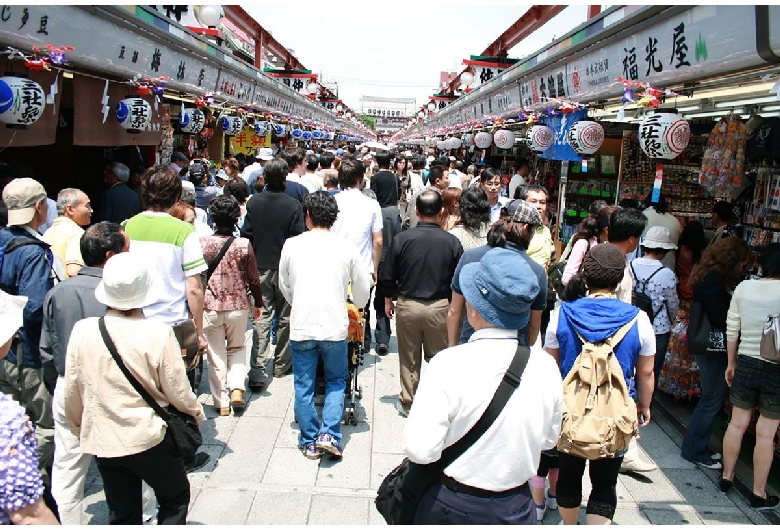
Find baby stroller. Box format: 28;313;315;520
313;299;365;425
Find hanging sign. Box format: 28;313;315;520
652;164;664;203
229;125;272;157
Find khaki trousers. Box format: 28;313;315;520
204;308;251;408
396;297;449;407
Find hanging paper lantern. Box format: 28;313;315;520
254;121;270;136
638;111;690;160
474;131;492;149
493;129;516;150
302;131;312;140
178;108;205;134
273;123;287;136
449;137;462;149
220;115;244;136
115;98;152;134
326;132;334;140
567;120;605;155
436;140;447;150
0;76;46;128
526;125;554;152
291;128;304;139
312;130;324;139
462;134;475;147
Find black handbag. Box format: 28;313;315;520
375;343;531;525
687;300;727;355
98;317;202;460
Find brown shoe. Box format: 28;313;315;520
248;381;265;392
217;407;231;416
230;389;246;407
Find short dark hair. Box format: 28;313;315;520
303;191;339;228
760;243;780;278
375;152;391;169
516;158;530;170
428;165;445;186
458;186;490;231
713;200;734;223
608;208;647;242
306;154;319;172
338;159;364;189
142;165;182;210
319;152;335;169
280;147;306;170
222;178;250;204
264;158;289;192
589;199;608;216
416;189;443;217
515;184;548;200
411;156;426;171
644;193;668;214
80;222;125;267
479;166;501;184
208;195;240;236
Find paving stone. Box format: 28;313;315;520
188;487;255;525
369;502;388;526
370;406;407;454
241;382;294;418
83;481;108;525
370;452;405;490
697;509;757;525
634;422;696;470
198;413;239;445
644;508;703;525
620;468;686;504
206;416;281;488
187;443;225;489
262;447;320;486
611;502;652;525
245;490;312;525
662;469;736;507
307;495;370;525
316;424;373;489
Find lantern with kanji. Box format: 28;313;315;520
220;115;244;136
474;131;492;149
493;129;516;150
448;137;462;149
526;125;554;152
291;128;304;139
638;111;690;160
274;123;287;136
254;121;271;136
115;97;152;134
436;139;447;150
312;130;324;139
0;76;46;128
178;108;205;134
462;134;474;147
302;131;312;141
567;120;604;156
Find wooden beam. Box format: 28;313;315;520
222;5;306;71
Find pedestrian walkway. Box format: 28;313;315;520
79;333;772;524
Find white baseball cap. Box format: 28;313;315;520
95;253;163;311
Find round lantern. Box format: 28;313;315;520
220;115;244;136
474;131;492;149
448;137;462;149
178;108;205;134
436;140;447;150
326;132;334;140
0;76;46;128
312;130;324;139
302;131;312;141
115;97;152;134
638;111;690;160
460;72;475;86
254;121;270;136
462;134;475;147
195;5;224;27
493;129;516;150
273;123;287;136
526;125;554;153
567;120;604;155
291;128;304;139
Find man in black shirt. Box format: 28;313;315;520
381;190;463;416
95;163;142;225
241;158;305;385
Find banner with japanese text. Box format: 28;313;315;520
228;126;272;157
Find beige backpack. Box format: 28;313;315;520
557;317;639;460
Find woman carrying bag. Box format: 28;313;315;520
64;253;205;524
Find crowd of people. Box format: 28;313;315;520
0;141;778;525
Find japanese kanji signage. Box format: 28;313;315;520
229;125;271;156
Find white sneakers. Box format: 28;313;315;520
619;457;657;473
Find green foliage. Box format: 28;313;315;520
357;114;376;130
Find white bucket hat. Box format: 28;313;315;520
643;226;678;250
0;290;28;347
95;253;163;310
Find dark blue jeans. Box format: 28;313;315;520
654;332;672;392
414;481;536;525
680;354;729;463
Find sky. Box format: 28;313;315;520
245;3;592;114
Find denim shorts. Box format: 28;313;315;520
729;355;780;420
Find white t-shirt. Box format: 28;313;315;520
279;231;371;342
508;174;527;200
727;279;780;358
489;196;510;223
332;188;383;274
301;172;325;193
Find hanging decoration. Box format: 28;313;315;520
637;111;690;160
312;130;324;139
254;121;271;136
699;113;747;196
178;108;205;134
462;133;474;147
0;76;46;128
567;120;605;156
115;97;152;134
291;127;304;139
273;123;287;136
493;129;515;150
615;77;678;109
526;125;554;153
302;130;312;141
220;115;244;136
474;131;492;149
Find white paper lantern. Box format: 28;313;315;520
436;140;447;150
196;5;224;27
273;123;287;136
567;120;604;156
220;115;244;136
115;98;152;134
326;132;334;140
178;108;205;134
474;131;492;149
462;134;475;147
460;72;475;86
291;128;304;139
449;137;462;149
253;121;270;136
493;129;516;150
302;131;312;140
0;76;46;128
312;130;324;139
526;125;554;152
638;111;691;160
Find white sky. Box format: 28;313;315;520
245;2;594;113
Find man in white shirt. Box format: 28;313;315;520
168;151;189;177
332;159;383;351
508;158;530;199
641;194;681;269
279;191;371;460
404;248;562;524
301;153;325;192
241;147;274;194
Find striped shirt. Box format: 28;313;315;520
124;211;207;324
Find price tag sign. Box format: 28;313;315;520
651;163;664;203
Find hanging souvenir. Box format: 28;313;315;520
637;111;690;160
0;76;46;128
474;131;492;149
312;130;324;139
526;125;554;152
567;120;604;155
493;129;515;150
115;97;152;134
699;113;747;196
220;115;244;136
178;108;205;134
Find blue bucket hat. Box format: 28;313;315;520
460;248;540;330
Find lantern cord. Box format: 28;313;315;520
0;131;18;154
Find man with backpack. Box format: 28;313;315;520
0;177;59;515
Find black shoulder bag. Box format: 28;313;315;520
205;235;235;282
98;317;202;461
375;343;531;525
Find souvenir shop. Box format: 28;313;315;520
394;5;780;458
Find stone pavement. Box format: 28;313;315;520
79;331;771;525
